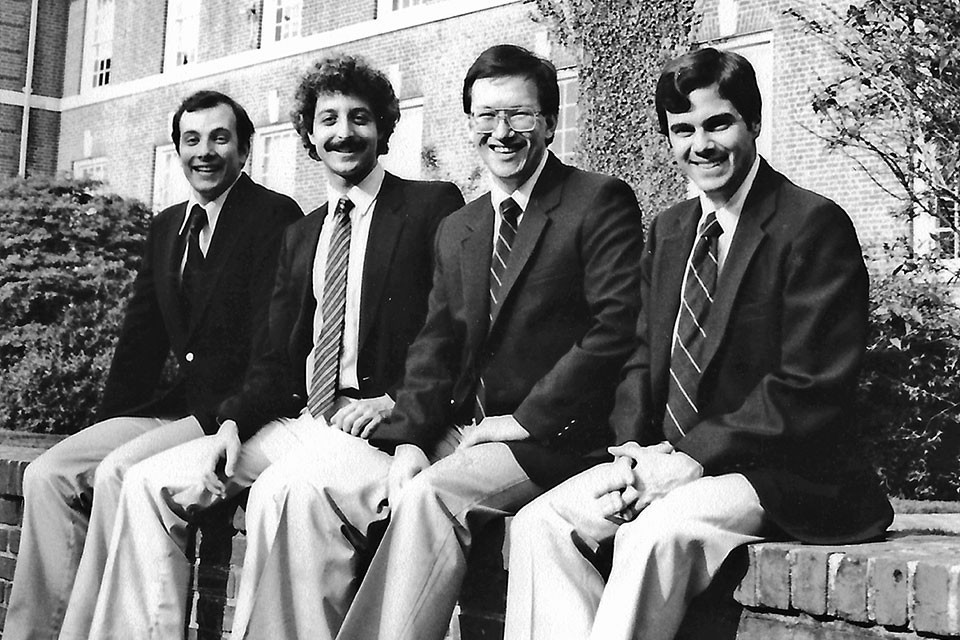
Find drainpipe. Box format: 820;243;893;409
18;0;40;177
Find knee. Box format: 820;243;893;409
23;450;70;499
614;502;703;557
511;498;553;544
392;470;441;516
93;450;129;495
249;465;311;512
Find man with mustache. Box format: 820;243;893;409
234;44;645;640
6;90;302;640
67;54;464;639
503;48;893;640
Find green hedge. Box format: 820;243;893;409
0;176;151;434
857;250;960;501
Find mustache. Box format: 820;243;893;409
324;138;366;153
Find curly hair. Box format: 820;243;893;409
291;54;400;160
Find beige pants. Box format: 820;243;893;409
335;441;543;640
4;415;203;640
74;411;327;640
504;472;766;640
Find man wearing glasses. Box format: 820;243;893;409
326;43;646;640
235;43;645;640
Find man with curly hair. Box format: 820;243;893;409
73;55;463;639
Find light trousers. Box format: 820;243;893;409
79;412;325;640
336;441;543;640
4;415;202;640
504;473;766;640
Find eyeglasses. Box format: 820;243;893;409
470;109;541;133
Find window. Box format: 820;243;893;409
84;0;115;88
719;34;772;159
380;99;424;179
252;125;299;197
377;0;424;15
931;196;960;259
164;0;200;69
153;145;191;211
262;0;302;45
73;158;107;183
553;69;579;165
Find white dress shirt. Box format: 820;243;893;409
177;174;240;273
670;154;762;352
488;152;549;251
305;163;385;395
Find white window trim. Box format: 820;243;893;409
152;143;191;212
377;0;425;16
61;0;518;110
72;157;107;181
261;0;303;47
163;0;201;72
81;0;114;92
251;122;299;193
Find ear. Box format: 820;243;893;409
543;113;558;144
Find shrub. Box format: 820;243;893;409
857;248;960;500
0;176;151;433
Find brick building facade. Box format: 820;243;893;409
2;0;921;248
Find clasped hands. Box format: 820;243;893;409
591;441;703;525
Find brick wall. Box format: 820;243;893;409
0;0;31;93
57;2;546;210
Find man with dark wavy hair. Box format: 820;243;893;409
64;55;463;639
503;47;892;640
5;90;303;640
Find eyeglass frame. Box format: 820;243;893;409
469;108;543;133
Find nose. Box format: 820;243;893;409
334;117;353;138
199;136;217;157
691;128;714;155
492;114;514;138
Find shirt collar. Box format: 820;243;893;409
490;151;550;214
326;163;385;219
697;154;761;233
179;173;240;235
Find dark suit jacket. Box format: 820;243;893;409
218;173;464;441
96;173;302;433
609;159;893;544
372;154;645;488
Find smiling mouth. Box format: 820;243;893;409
192;165;221;174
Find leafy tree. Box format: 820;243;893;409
533;0;698;223
789;0;960;246
0;176;151;433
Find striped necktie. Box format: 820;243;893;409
476;197;522;422
663;211;723;442
307;196;354;420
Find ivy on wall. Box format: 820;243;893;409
531;0;699;222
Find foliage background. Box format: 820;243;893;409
532;0;960;500
0;176;150;434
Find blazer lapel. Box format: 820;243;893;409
293;204;327;331
460;197;494;355
650;200;700;382
157;203;188;341
699;160;779;370
359;174;406;350
186;174;252;333
487;156;561;331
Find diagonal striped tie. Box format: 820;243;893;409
475;197;522;422
307;197;354;420
663;211;723;442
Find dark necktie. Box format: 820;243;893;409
663;211;723;442
307;197;354;420
180;204;207;319
476;197;522;422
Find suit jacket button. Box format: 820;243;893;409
185;352;195;362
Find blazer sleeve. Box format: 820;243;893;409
607;214;660;446
96;223;171;420
676;202;869;472
383;182;465;400
513;178;645;441
218;224;307;441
